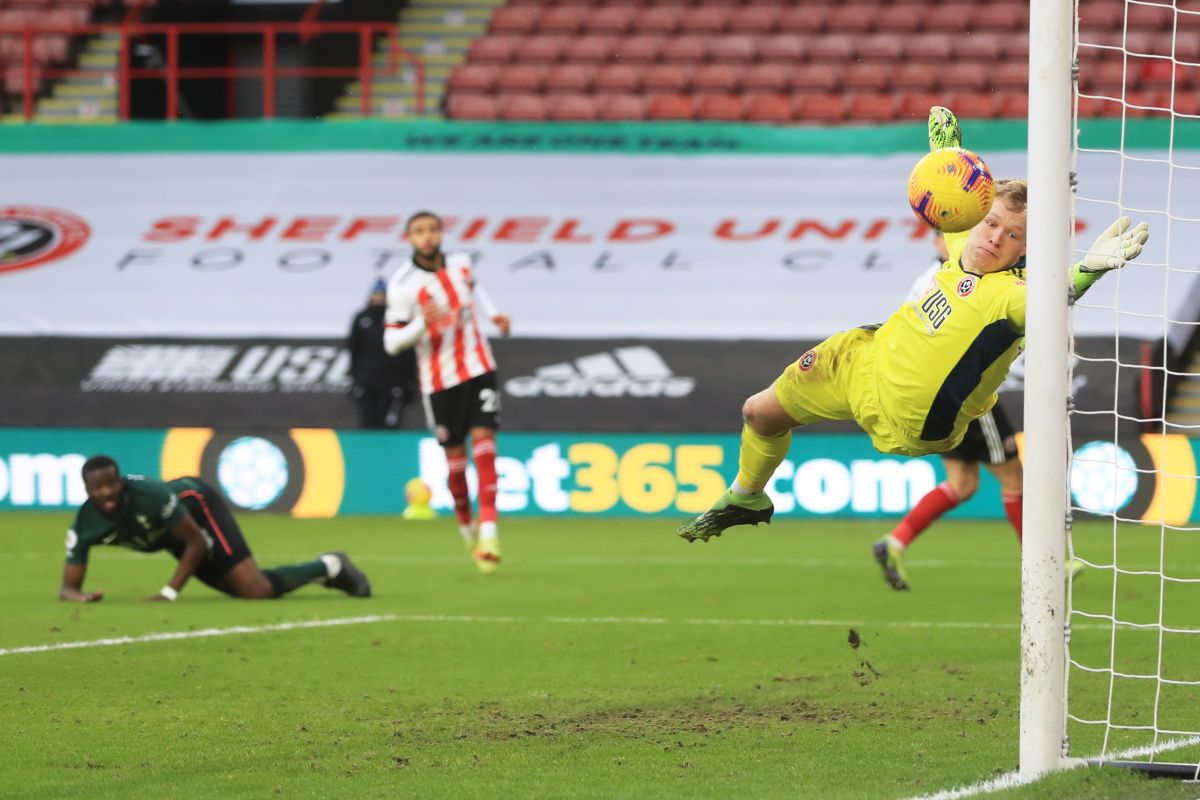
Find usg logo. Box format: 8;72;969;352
505;346;695;398
0;206;90;275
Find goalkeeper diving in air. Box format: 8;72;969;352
678;106;1151;545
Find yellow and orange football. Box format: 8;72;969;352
907;147;995;233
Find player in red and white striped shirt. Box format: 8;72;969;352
383;211;511;574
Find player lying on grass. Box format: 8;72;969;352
679;106;1150;545
60;455;371;603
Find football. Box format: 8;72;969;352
907;146;996;233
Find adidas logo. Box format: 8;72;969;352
505;346;695;398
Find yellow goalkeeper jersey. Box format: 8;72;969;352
873;231;1027;446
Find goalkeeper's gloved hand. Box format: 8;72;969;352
1071;216;1150;299
928;105;962;151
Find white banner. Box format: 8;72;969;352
0;151;1192;339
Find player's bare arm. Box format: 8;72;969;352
59;563;103;603
145;513;208;602
492;313;512;337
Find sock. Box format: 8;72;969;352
319;553;342;578
446;453;472;527
733;424;791;495
459;523;476;545
472;437;498;527
263;560;328;597
892;482;961;547
479;520;498;544
1003;491;1023;541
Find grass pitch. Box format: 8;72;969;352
3;513;1198;799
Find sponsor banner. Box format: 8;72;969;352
0;336;1159;433
0;149;1195;340
0;427;1193;524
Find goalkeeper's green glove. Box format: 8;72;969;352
1070;216;1150;299
928;105;962;151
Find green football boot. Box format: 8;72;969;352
927;105;962;151
677;490;774;543
872;537;910;591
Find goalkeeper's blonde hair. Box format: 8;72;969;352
995;178;1028;213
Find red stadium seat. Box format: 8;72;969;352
495;64;545;94
693;63;742;93
642;63;691;92
446;95;500;121
1172;32;1200;63
996;92;1027;119
792;63;839;93
447;64;500;93
648;93;695;120
1077;95;1123;118
794;94;845;123
489;7;538;35
745;93;794;123
875;5;923;34
500;94;548;121
923;4;973;33
953;32;1003;63
777;5;826;34
660;35;709;63
567;35;618;63
1080;61;1129;94
1003;34;1029;61
940;62;988;92
841;63;890;92
1078;1;1124;32
584;6;636;35
728;5;781;35
537;6;586;35
517;35;568;63
632;6;683;35
825;4;875;33
1165;91;1200;117
1139;60;1184;91
905;33;953;63
991;61;1028;91
897;92;945;122
1128;2;1174;31
545;63;594;93
890;63;939;92
948;92;998;119
599;94;647;121
680;5;730;35
468;36;517;64
759;34;804;63
612;35;664;63
808;34;854;63
742;63;791;93
846;92;897;122
549;94;600;121
974;3;1028;32
696;94;745;121
856;34;903;63
709;35;757;64
593;63;642;93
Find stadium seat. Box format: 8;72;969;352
469;36;517;64
495;64;545;94
1165;90;1200;117
696;94;745;121
593;63;642;93
500;93;548;121
642;64;691;92
953;32;1003;63
1172;32;1200;63
1139;59;1183;91
599;94;647;121
445;94;500;121
825;4;875;34
584;6;636;35
549;94;600;121
1003;34;1030;61
679;5;730;35
807;34;854;63
857;34;904;63
709;35;757;64
567;36;618;63
648;93;695;120
544;63;594;93
1078;30;1124;61
923;4;973;34
447;64;500;93
875;5;923;34
948;92;998;119
693;64;742;94
792;64;839;93
795;94;845;123
741;63;791;93
846;92;896;122
996;92;1027;119
905;33;953;63
974;3;1028;32
777;6;826;34
518;36;568;63
1128;2;1173;31
660;35;709;63
940;63;988;92
891;63;939;92
490;7;539;35
633;6;683;35
538;6;586;35
991;61;1028;91
759;34;804;63
1078;1;1124;32
745;93;794;123
897;92;945;121
1081;61;1128;93
612;35;664;63
728;5;781;35
841;63;890;92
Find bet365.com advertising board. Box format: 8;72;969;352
1;427;1197;526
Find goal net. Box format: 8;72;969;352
1026;0;1200;778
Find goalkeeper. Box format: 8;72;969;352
679;106;1150;544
